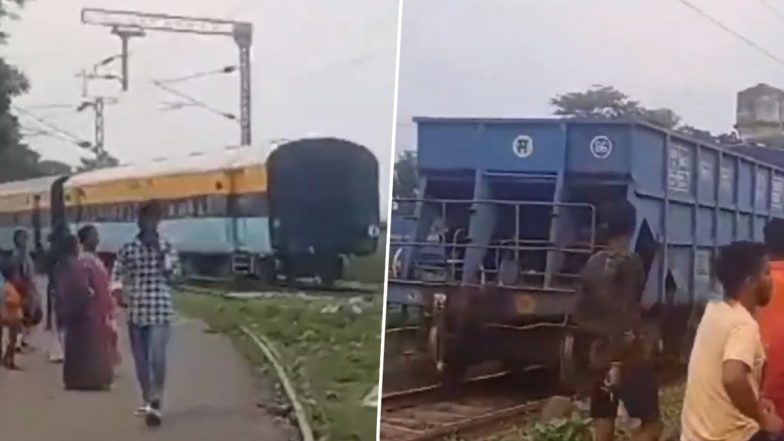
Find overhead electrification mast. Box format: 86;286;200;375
81;8;254;145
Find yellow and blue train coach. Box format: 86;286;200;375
0;137;381;284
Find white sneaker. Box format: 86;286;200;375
145;407;162;427
135;404;150;417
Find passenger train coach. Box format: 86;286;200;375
0;137;381;285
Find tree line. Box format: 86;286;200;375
0;0;119;183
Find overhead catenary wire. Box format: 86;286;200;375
19;125;50;137
150;80;237;121
20;103;74;111
294;46;396;78
756;0;784;22
156;65;237;84
676;0;784;68
12;105;91;148
20;125;83;147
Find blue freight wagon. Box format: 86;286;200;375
387;117;784;388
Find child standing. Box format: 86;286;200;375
1;263;24;369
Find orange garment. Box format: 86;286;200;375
1;281;23;325
759;260;784;420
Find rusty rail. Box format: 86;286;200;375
380;371;548;441
381;395;544;441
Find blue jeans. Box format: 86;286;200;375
128;323;170;407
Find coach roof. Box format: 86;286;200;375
67;145;266;187
0;175;60;197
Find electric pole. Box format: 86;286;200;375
76;57;118;168
111;27;145;91
77;97;117;168
81;8;254;145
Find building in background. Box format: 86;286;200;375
736;83;784;147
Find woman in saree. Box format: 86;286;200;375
77;225;120;366
55;234;113;391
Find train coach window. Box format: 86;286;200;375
235;195;250;217
194;197;207;216
206;195;227;216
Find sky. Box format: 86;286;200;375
395;0;784;153
1;0;398;214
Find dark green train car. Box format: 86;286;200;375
268;138;380;285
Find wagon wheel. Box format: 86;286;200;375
558;328;578;393
427;293;467;390
558;329;601;396
427;294;447;372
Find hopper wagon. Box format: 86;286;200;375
387;117;784;388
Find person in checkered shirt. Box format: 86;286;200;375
111;199;181;427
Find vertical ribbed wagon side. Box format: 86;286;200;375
386;117;784;388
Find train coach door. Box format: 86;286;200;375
226;169;244;250
226;169;253;275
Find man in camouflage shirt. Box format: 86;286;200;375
574;200;662;441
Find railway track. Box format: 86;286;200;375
380;370;553;441
380;360;687;441
183;275;380;296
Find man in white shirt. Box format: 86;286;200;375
681;241;782;441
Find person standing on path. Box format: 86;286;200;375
11;229;40;352
46;223;71;362
758;218;784;422
573;200;662;441
681;241;781;441
55;234;113;390
1;262;25;370
78;224;120;367
111;200;181;427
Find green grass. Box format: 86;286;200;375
175;291;383;441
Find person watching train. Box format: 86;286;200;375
11;228;41;352
574;200;662;441
1;261;25;369
758;218;784;424
111;199;181;428
681;241;781;441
